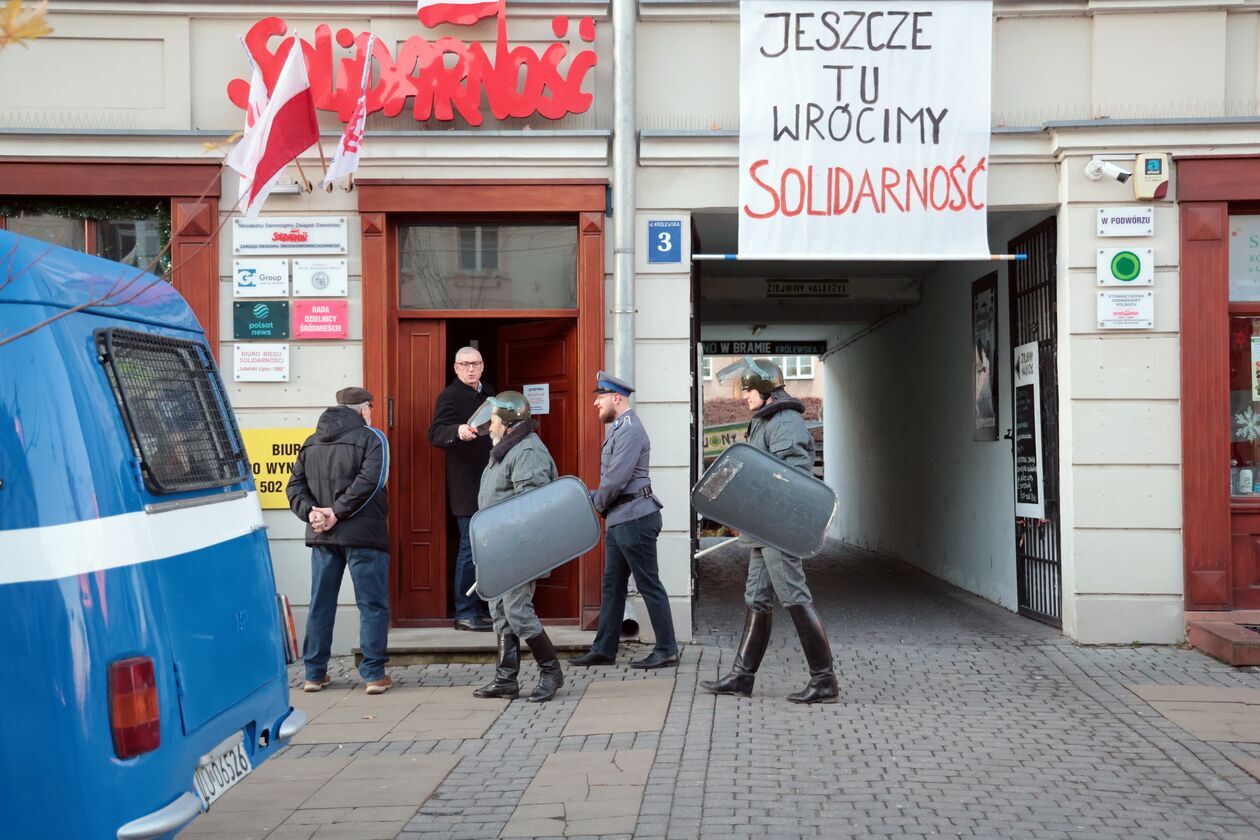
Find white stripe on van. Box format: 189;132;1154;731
0;492;265;586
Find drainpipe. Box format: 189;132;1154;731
611;0;639;631
611;0;635;385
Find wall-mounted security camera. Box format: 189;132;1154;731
1084;158;1132;184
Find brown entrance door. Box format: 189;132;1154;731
498;319;582;619
394;318;448;622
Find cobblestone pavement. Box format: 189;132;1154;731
204;541;1260;839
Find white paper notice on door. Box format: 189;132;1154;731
524;383;550;415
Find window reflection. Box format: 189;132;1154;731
399;223;576;310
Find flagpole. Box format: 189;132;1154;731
293;159;314;192
316;134;329;182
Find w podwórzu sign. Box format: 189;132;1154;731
738;2;993;259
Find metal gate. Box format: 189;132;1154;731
1008;218;1062;627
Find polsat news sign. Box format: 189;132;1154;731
739;1;993;259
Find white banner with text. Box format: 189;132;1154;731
738;1;993;259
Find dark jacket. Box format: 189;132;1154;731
477;420;557;510
747;394;814;472
286;405;390;550
427;378;495;516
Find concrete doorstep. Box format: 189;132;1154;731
355;626;599;665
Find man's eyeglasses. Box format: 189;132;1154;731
455;361;483;369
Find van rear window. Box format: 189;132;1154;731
96;328;249;495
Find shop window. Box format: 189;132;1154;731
701;357;713;380
779;356;816;379
1;199;170;274
399;222;576;310
1228;214;1260;497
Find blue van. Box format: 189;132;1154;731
0;229;305;838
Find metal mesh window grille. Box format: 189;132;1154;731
96;328;249;495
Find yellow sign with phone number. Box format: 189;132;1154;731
240;428;315;509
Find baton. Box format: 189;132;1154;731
692;536;741;559
466;582;479;597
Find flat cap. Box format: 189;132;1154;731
593;370;634;396
336;386;374;405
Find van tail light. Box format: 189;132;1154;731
109;657;161;759
277;594;300;664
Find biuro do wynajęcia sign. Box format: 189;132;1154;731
227;3;598;126
738;1;994;259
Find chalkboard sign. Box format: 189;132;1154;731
1013;341;1044;519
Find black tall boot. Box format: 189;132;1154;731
524;630;564;703
786;604;839;704
700;609;772;698
473;633;520;699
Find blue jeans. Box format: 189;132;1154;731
304;545;390;682
590;510;677;659
454;516;487;621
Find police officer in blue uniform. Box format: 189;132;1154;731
569;371;679;670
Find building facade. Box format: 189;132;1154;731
5;0;1260;649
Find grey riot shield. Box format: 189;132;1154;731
691;442;837;558
469;475;601;599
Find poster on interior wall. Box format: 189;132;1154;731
1229;216;1260;301
1251;337;1260;401
738;1;993;259
972;273;998;441
1013;341;1044;519
232;217;348;255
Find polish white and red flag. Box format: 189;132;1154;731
226;38;320;217
322;35;376;190
235;42;269;209
417;0;500;28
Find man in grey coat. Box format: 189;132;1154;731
700;358;839;704
569;371;677;670
469;391;565;703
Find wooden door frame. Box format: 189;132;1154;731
0;159;223;354
358;180;607;628
1177;155;1260;610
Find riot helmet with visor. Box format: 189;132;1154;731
717;356;784;397
467;390;531;434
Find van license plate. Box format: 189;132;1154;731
193;736;253;809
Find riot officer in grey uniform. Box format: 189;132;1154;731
468;391;565;703
569;372;678;670
701;358;839;704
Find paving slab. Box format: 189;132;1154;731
289;684;509;745
1233;755;1260;781
562;678;674;737
1128;684;1260;705
501;749;654;838
1148;700;1260;743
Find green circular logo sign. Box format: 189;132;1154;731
1110;251;1141;282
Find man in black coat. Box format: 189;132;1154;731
427;346;495;631
287;386;392;695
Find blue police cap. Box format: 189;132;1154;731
593;370;634;396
